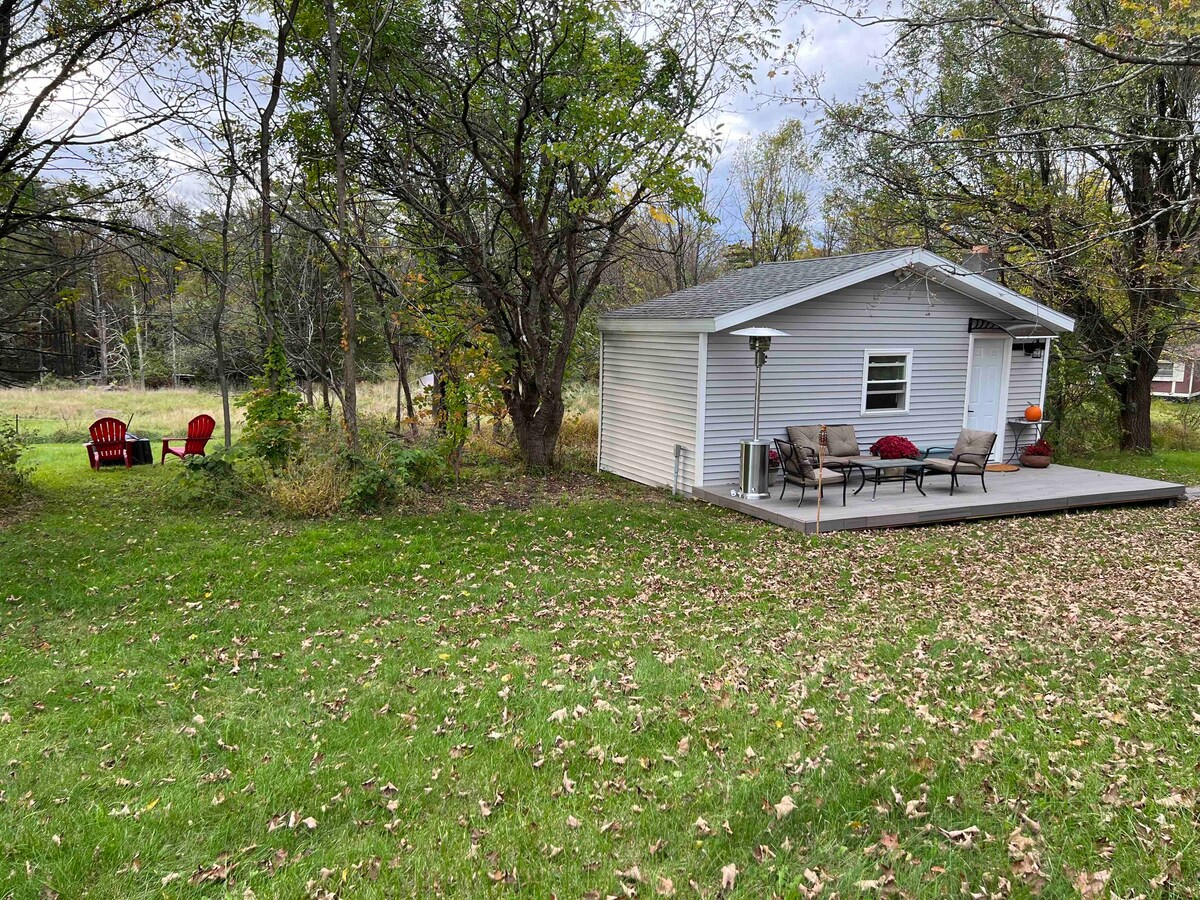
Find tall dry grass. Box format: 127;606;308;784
0;378;603;467
0;385;240;441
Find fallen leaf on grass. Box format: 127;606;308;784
939;826;980;848
720;863;738;891
1008;828;1047;893
616;865;642;883
1069;869;1111;898
188;860;233;886
774;795;796;820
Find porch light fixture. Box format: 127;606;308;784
1022;341;1045;359
730;327;789;499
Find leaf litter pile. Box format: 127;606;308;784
1;457;1199;898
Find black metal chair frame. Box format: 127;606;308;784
921;433;997;496
773;439;848;507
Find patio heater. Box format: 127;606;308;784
730;327;789;499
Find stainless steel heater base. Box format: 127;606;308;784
737;440;771;499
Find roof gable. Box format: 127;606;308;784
603;249;912;321
599;248;1075;335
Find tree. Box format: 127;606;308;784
819;0;1200;451
364;0;775;468
0;0;188;382
729;119;815;265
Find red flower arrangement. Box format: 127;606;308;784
768;447;781;465
1023;437;1053;457
869;435;921;460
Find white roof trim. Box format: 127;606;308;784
600;317;715;333
909;251;1074;333
600;248;1075;335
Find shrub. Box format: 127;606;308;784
237;340;306;469
343;456;395;512
0;419;30;506
36;373;77;390
392;446;445;489
869;434;921;460
159;447;261;511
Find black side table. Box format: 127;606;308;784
1005;419;1051;463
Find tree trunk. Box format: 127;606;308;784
507;383;565;471
381;310;417;435
324;0;357;449
130;287;145;390
256;0;300;382
398;351;416;435
1115;354;1155;452
90;253;108;383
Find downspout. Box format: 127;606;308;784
596;331;604;474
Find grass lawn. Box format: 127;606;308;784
1065;450;1200;486
2;446;1199;898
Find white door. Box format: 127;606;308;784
966;337;1006;459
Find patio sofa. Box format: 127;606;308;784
921;428;997;495
786;424;879;471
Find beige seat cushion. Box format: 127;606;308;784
951;428;996;461
786;425;822;455
823;425;861;458
777;441;816;482
924;457;985;475
809;467;846;484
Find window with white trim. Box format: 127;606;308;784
1155;361;1183;382
861;350;912;414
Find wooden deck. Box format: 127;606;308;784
693;464;1187;534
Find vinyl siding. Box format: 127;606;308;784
1152;358;1200;398
702;276;1035;485
1006;347;1049;453
600;332;697;490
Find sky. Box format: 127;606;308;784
702;2;895;234
723;3;892;143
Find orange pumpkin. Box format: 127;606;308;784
1024;404;1042;422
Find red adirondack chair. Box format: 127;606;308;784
85;417;132;470
161;414;216;464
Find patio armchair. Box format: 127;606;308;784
85;417;132;470
161;414;216;464
774;439;848;507
921;428;997;496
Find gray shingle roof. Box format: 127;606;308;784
604;248;916;320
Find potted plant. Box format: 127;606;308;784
767;446;781;485
1020;437;1053;468
868;435;921;477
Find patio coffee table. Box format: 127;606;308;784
851;458;927;500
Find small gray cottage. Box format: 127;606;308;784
597;247;1075;493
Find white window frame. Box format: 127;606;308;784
1155;361;1183;382
860;348;913;416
